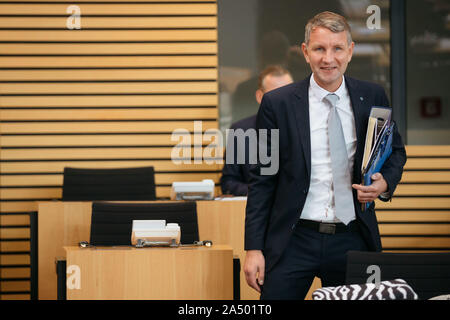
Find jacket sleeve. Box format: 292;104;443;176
244;94;279;251
220;148;249;196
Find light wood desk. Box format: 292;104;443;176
65;245;233;300
38;200;320;300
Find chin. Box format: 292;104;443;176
317;74;341;87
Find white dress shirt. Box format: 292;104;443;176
300;75;357;223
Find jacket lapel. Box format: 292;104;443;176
292;77;312;179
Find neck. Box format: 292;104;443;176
313;74;343;93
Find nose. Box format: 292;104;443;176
323;49;334;64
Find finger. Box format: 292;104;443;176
358;191;377;199
251;278;261;293
245;269;261;293
357;192;377;202
358;196;376;202
258;264;265;286
352;184;377;192
359;192;376;199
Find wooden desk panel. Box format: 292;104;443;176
38;202;92;300
65;245;233;300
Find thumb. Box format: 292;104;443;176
371;172;382;180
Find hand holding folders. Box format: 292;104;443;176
360;106;394;211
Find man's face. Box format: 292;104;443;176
256;73;293;104
301;26;354;92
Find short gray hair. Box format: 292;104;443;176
304;11;352;45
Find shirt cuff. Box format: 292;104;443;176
379;191;390;200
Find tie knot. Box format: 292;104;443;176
324;93;339;107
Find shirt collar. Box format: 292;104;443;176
310;74;347;102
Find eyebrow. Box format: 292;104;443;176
311;42;347;48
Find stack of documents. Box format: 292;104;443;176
361;107;395;210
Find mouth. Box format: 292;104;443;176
320;66;337;71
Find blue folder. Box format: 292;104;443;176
362;122;394;210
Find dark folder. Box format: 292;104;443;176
361;106;394;210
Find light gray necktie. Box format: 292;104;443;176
324;93;355;225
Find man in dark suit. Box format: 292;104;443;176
244;11;407;300
221;65;293;196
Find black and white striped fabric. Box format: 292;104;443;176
312;279;419;300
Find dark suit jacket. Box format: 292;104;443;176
245;75;407;272
220;115;257;196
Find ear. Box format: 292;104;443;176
255;89;264;105
348;41;355;62
301;42;310;64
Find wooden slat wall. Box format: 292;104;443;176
0;0;219;299
376;145;450;252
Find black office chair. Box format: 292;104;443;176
89;201;199;246
345;251;450;300
62;166;156;201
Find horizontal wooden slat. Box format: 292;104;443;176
0;228;30;239
375;197;450;209
0;188;61;199
0;56;218;68
0;160;222;173
0;215;29;226
0;202;38;213
0;268;30;279
404;158;450;170
0;120;218;133
1;281;30;292
0;69;217;81
0;43;217;55
394;184;450;196
401;171;450;183
0;173;221;186
0;82;217;94
0;30;217;41
405;145;450;157
0;108;218;121
0;295;31;300
376;211;450;222
0;147;224;160
0;95;218;108
0;4;217;15
0;186;222;200
0;16;217;28
0;134;218;147
0;241;30;252
379;224;450;235
381;237;450;248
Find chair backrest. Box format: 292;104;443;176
346;250;450;300
89;201;199;246
62;166;156;201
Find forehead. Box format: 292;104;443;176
308;26;349;45
262;73;292;89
